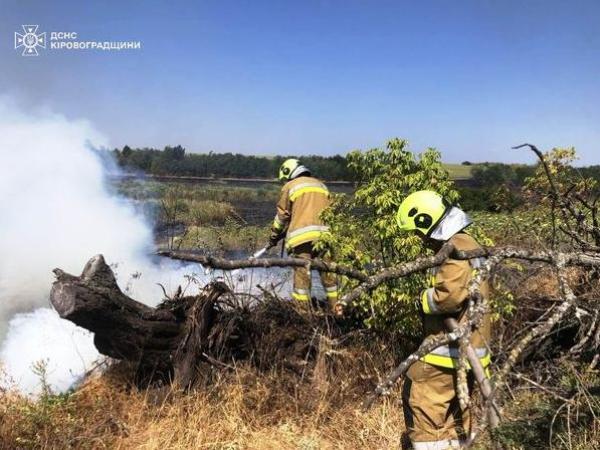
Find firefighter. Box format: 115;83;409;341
395;190;492;449
269;158;339;310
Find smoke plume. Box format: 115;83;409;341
0;98;199;394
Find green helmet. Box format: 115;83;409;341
396;190;449;235
278;158;310;181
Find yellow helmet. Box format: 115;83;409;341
396;190;449;235
278;158;309;181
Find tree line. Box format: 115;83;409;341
109;145;600;211
460;159;600;211
111;145;352;181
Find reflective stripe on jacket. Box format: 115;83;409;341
270;176;330;249
419;232;492;370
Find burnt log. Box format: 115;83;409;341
50;254;229;386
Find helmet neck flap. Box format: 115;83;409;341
289;164;310;180
428;206;473;241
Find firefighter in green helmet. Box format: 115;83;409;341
269;158;339;310
395;190;492;449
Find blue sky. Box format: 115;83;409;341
2;0;600;164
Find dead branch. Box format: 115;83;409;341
494;259;578;386
161;247;600;303
341;246;600;308
514;143;600;250
511;372;574;404
51;254;353;388
340;242;455;306
161;250;368;282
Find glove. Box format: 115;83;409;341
268;235;281;249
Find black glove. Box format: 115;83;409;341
268;236;281;249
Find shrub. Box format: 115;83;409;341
319;138;461;333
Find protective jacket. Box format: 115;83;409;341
420;232;491;370
270;175;330;249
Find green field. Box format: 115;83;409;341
443;163;474;180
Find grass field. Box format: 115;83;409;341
443;163;474;180
115;169;478;253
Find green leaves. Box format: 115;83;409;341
321;138;460;333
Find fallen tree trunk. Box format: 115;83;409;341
50;254;331;387
50;254;230;386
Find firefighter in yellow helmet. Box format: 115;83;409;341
269;158;339;310
396;190;491;449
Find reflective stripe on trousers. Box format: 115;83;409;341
292;288;310;301
290;242;338;308
324;284;338;299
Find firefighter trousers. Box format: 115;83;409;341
402;361;474;450
289;242;338;310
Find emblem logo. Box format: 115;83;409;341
15;25;46;56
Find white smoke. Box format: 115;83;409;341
0;98;202;395
0;97;293;396
0;309;99;394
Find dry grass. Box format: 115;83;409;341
0;295;410;449
3;357;598;450
3;257;599;449
186;200;238;226
176;223;268;253
1;357;406;450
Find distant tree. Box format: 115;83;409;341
513;164;536;185
578;165;600;182
472;163;517;188
163;145;185;161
